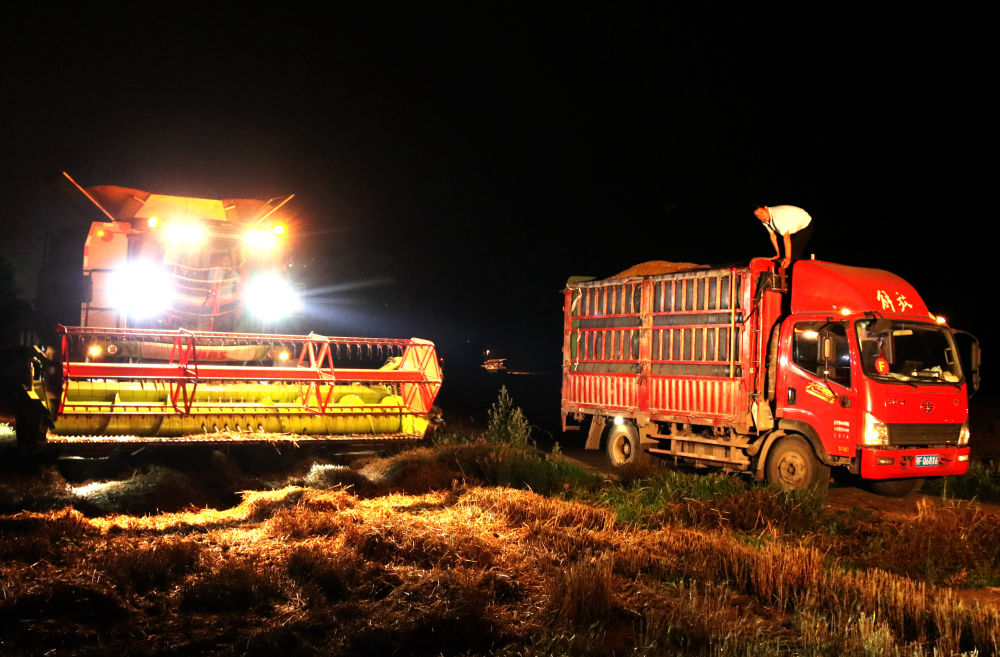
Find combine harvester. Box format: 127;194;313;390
10;174;441;449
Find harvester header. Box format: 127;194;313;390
29;325;442;445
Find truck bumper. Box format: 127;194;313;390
859;446;970;479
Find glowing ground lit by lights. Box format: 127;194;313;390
71;480;129;497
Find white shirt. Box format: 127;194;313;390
764;205;811;235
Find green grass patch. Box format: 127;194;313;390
925;461;1000;503
471;444;602;496
597;469;829;533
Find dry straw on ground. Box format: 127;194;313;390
1;441;999;656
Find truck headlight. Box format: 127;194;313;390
958;422;970;446
245;274;301;321
109;261;174;318
863;412;889;446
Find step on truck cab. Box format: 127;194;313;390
561;258;980;494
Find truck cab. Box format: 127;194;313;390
769;260;973;492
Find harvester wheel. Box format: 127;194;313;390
765;435;829;490
604;422;650;468
868;478;924;498
15;399;49;452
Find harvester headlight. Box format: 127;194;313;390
244;228;278;250
959;422;970;446
108;261;174;319
245;274;301;321
271;224;286;236
863;412;889;446
87;344;102;359
164;222;204;245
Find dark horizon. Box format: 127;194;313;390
2;10;991;389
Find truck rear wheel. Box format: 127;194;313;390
868;478;924;498
604;422;649;468
765;435;829;490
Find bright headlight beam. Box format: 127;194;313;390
245;228;277;249
245;274;301;321
164;222;204;245
108;261;174;318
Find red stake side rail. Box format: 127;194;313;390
561;260;781;430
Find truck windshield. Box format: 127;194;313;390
855;319;962;385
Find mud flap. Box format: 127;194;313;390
752;430;786;481
751;400;774;432
585;415;606;450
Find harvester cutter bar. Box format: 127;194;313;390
45;433;420;445
63;362;427;383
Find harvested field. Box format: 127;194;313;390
2;421;1000;655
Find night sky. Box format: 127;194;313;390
2;9;992;404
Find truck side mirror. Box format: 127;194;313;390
971;341;982;393
951;329;981;396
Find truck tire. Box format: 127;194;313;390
868;478;924;498
604;422;650;468
765;435;830;490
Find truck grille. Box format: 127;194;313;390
886;423;962;446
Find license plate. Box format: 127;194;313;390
915;455;940;467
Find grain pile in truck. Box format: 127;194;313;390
4;174;441;449
561;257;980;495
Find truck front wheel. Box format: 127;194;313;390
604;422;649;468
765;435;830;490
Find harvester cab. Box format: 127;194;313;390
69;175;297;332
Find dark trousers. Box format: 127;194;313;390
789;222;814;262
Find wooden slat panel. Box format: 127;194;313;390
564;373;637;409
646;375;739;421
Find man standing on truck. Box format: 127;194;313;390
754;204;812;268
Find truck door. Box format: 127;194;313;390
778;319;859;460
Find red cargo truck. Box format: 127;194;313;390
561;258;981;494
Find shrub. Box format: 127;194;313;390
485;386;531;448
